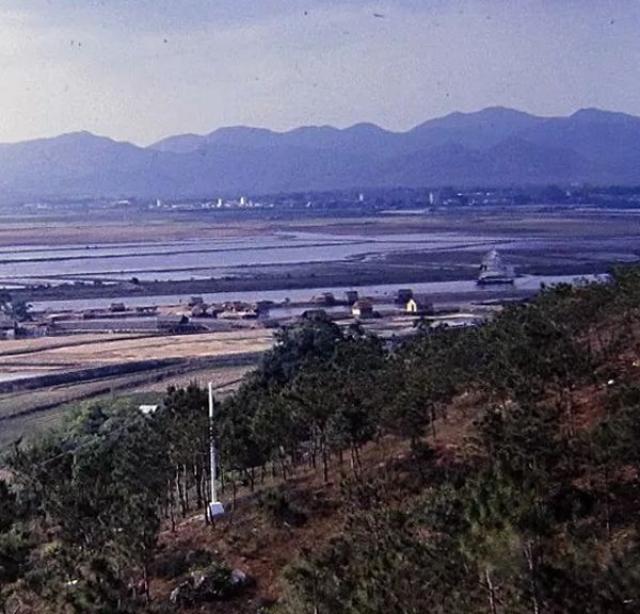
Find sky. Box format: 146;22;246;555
0;0;639;145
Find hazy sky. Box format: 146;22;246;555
0;0;639;145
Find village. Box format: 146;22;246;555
0;282;496;340
0;249;515;340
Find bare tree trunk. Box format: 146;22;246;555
322;446;329;483
350;445;362;478
604;463;612;543
524;541;540;614
183;465;190;512
430;405;437;439
201;464;208;500
566;390;576;439
195;463;202;509
168;479;176;532
175;469;186;517
354;444;362;469
485;568;498;614
142;562;151;606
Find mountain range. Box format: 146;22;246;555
1;107;640;200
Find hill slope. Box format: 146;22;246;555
5;269;640;611
2;107;640;199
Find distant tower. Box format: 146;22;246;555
239;196;247;206
428;192;435;206
217;197;223;208
358;193;365;203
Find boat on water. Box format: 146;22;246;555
477;249;515;285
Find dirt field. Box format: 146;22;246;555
3;206;640;248
0;332;147;356
0;217;267;247
0;329;274;448
0;330;273;377
0;363;252;449
0;315;423;449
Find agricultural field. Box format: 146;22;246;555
0;329;273;448
0;329;272;372
2;204;639;449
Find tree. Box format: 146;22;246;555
155;383;211;518
257;315;343;386
0;293;31;322
280;505;474;614
8;403;172;610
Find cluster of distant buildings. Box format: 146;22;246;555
150;196;273;211
5;285;468;339
0;250;513;340
302;287;486;331
17;183;640;218
307;288;434;320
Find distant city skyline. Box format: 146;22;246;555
0;0;638;146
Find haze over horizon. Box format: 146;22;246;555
1;0;639;146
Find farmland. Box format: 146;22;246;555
1;204;639;449
0;329;272;447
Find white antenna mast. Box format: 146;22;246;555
208;381;225;519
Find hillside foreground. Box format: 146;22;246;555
3;267;640;612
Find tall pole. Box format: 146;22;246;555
207;382;224;520
208;381;217;504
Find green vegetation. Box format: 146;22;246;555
0;291;31;322
3;268;640;611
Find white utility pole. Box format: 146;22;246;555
208;381;224;519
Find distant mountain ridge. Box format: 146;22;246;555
2;106;640;200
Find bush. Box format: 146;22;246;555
0;527;32;584
258;489;307;527
170;561;251;607
151;548;213;579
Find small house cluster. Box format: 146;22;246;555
405;296;434;316
351;298;374;319
217;300;271;320
313;292;337;306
